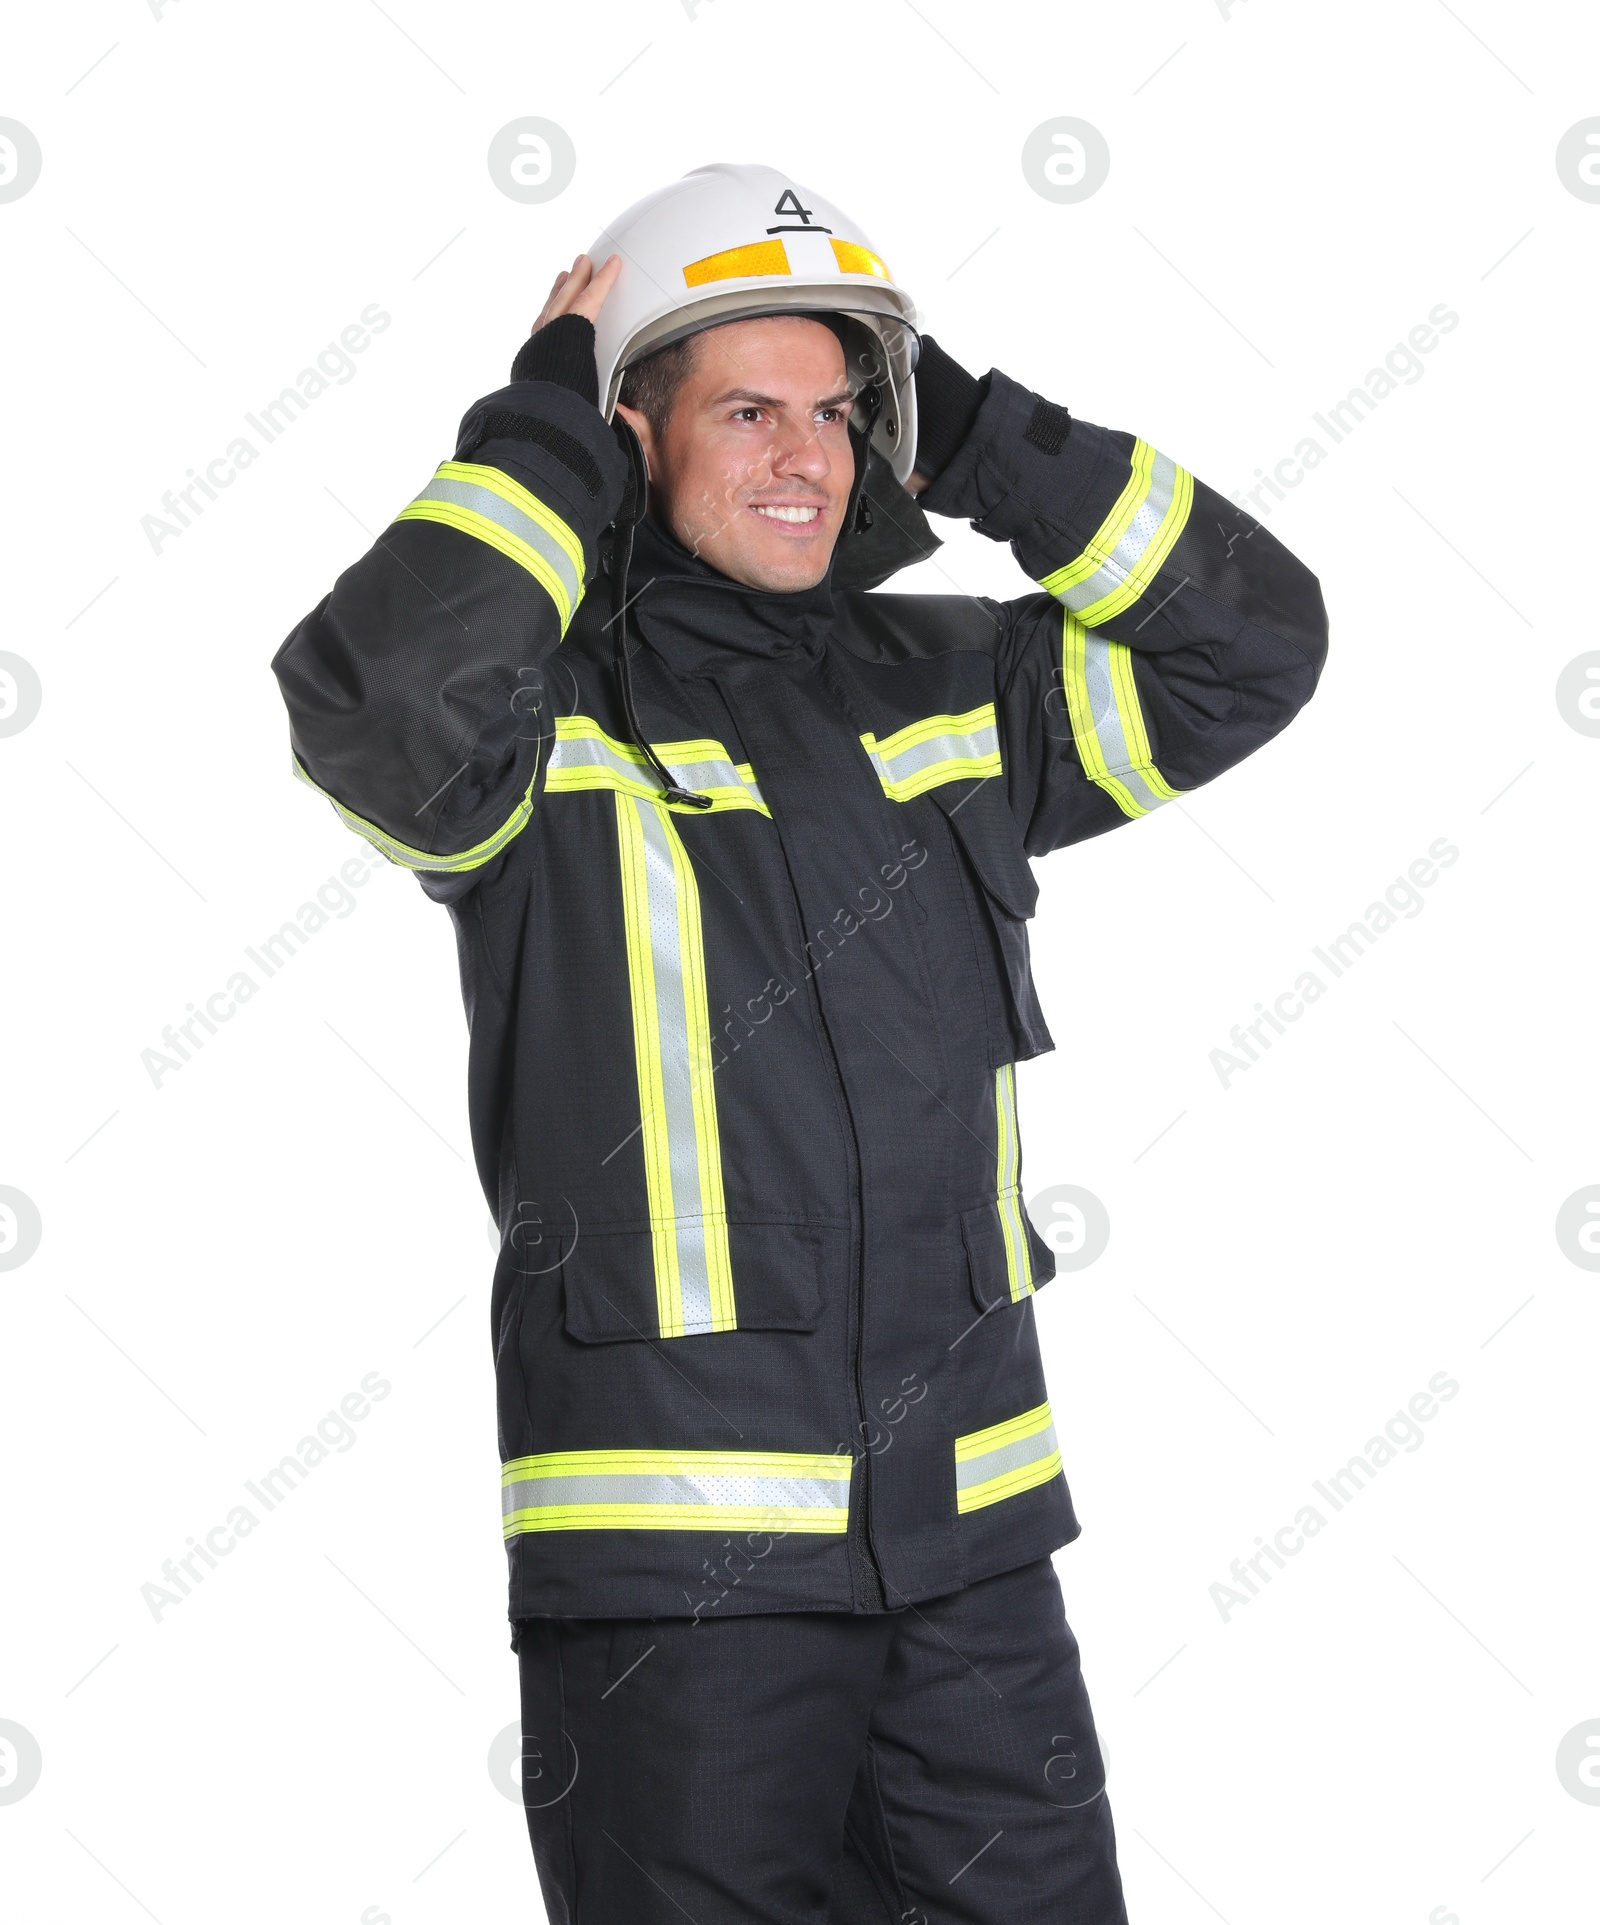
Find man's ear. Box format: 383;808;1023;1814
613;402;657;482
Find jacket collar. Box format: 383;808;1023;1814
628;509;835;672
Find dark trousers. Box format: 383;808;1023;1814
514;1555;1128;1924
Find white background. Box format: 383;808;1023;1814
2;2;1596;1921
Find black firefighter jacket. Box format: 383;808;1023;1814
271;342;1329;1624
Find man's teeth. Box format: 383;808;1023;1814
752;504;820;522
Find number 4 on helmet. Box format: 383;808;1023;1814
584;162;923;485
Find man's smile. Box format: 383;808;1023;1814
750;500;824;526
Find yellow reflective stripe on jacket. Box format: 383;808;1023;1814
861;703;1001;802
1038;439;1193;627
994;1063;1034;1302
547;717;769;814
954;1401;1061;1514
289;754;537;874
395;460;585;631
615;794;738;1338
502;1447;851;1535
1060;612;1183;820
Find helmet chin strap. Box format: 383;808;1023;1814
847;377;884;535
606;418;714;811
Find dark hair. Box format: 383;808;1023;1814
616;334;703;441
616;313;852;441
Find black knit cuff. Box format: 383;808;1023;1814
912;334;988;481
511;313;599;405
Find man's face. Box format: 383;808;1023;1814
617;316;855;593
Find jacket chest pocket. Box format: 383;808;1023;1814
930;783;1055;1066
556;1219;838;1343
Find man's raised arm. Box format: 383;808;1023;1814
909;338;1330;856
270;257;627;879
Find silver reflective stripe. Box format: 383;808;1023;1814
614;795;737;1338
549;732;766;808
635;797;715;1334
503;1472;844;1514
666;755;766;807
994;1065;1033;1301
290;754;537;875
1054;449;1181;615
954;1424;1059;1494
863;704;1003;802
953;1401;1062;1514
1103;764;1171;813
501;1449;853;1533
876;717;998;786
1075;628;1177;814
548;730;648;785
411;471;582;614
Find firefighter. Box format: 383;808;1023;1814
272;163;1328;1923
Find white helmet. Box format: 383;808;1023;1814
587;163;922;483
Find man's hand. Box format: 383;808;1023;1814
531;252;622;335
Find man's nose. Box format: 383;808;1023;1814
768;418;833;486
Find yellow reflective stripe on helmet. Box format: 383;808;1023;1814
683;239;791;286
547;717;769;814
994;1063;1034;1303
395;460;585;632
830;238;892;281
1060;612;1183;821
290;754;537;874
861;703;1001;802
615;793;737;1338
502;1447;851;1535
1038;440;1194;628
954;1400;1061;1514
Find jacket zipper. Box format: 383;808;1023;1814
702;662;884;1609
775;851;882;1610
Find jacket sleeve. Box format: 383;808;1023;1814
915;367;1329;858
270;373;629;881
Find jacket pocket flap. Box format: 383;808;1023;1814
961;1198;1054;1313
931;781;1038;920
561;1220;833;1344
1025;1214;1057;1289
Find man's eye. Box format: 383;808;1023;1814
733;407;764;422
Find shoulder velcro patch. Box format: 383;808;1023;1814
1023;398;1073;456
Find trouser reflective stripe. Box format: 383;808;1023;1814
548;718;769;813
861;703;1002;801
954;1402;1062;1513
614;793;737;1337
1038;439;1194;627
1061;612;1183;820
502;1449;852;1534
395;460;584;629
994;1063;1034;1302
